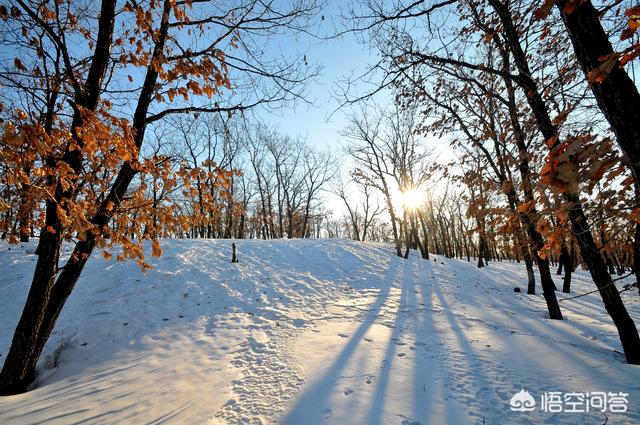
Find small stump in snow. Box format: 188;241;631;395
231;242;238;263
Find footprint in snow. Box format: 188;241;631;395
337;333;350;338
343;388;354;397
364;337;373;342
322;408;333;418
365;374;375;384
397;353;407;358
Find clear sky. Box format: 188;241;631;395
257;0;455;218
266;0;376;152
257;0;381;217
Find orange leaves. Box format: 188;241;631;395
56;204;71;227
555;203;571;224
1;0;239;271
171;2;190;23
551;106;572;127
517;200;535;214
499;213;521;234
588;6;640;83
482;32;495;44
534;0;555;20
167;88;176;102
14;58;26;71
587;53;619;84
540;134;613;194
134;6;152;32
628;208;640;224
535;0;578;20
102;250;113;260
186;80;201;95
540;139;580;193
151;240;163;257
617;6;640;68
15;109;28;120
38;5;57;21
621;6;640;40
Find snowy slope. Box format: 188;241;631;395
0;239;639;424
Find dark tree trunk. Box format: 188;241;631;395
489;0;566;320
525;257;536;295
0;0;165;394
559;241;572;293
477;235;487;268
418;211;430;260
635;223;640;295
0;213;62;395
402;213;410;259
562;252;573;294
555;0;640;186
489;0;640;356
231;242;238;263
556;0;640;298
386;194;402;257
557;258;563;275
568;197;640;363
18;183;31;243
237;213;246;239
410;212;427;259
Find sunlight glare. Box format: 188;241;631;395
399;188;424;211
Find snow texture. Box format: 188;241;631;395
1;239;639;424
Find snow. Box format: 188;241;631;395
1;239;639;424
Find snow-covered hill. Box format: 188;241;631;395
1;239;639;424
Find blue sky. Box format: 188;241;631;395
265;0;377;152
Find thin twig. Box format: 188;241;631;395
559;279;636;302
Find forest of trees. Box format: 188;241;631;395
1;0;640;395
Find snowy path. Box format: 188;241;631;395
1;239;639;424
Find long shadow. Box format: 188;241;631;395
470;259;639;369
365;257;441;425
431;282;506;424
280;261;404;424
364;271;410;425
435;258;640;424
409;259;440;423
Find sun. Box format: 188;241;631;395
399;187;424;211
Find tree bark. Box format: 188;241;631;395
488;0;640;354
0;0;154;395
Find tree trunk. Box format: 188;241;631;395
0;218;62;395
410;212;427;259
489;0;640;353
568;197;640;363
555;0;640;187
562;249;573;294
557;257;563;275
0;0;168;394
418;210;430;260
17;175;32;243
635;222;640;295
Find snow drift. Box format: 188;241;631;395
1;239;639;424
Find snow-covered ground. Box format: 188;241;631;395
1;239;639;424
